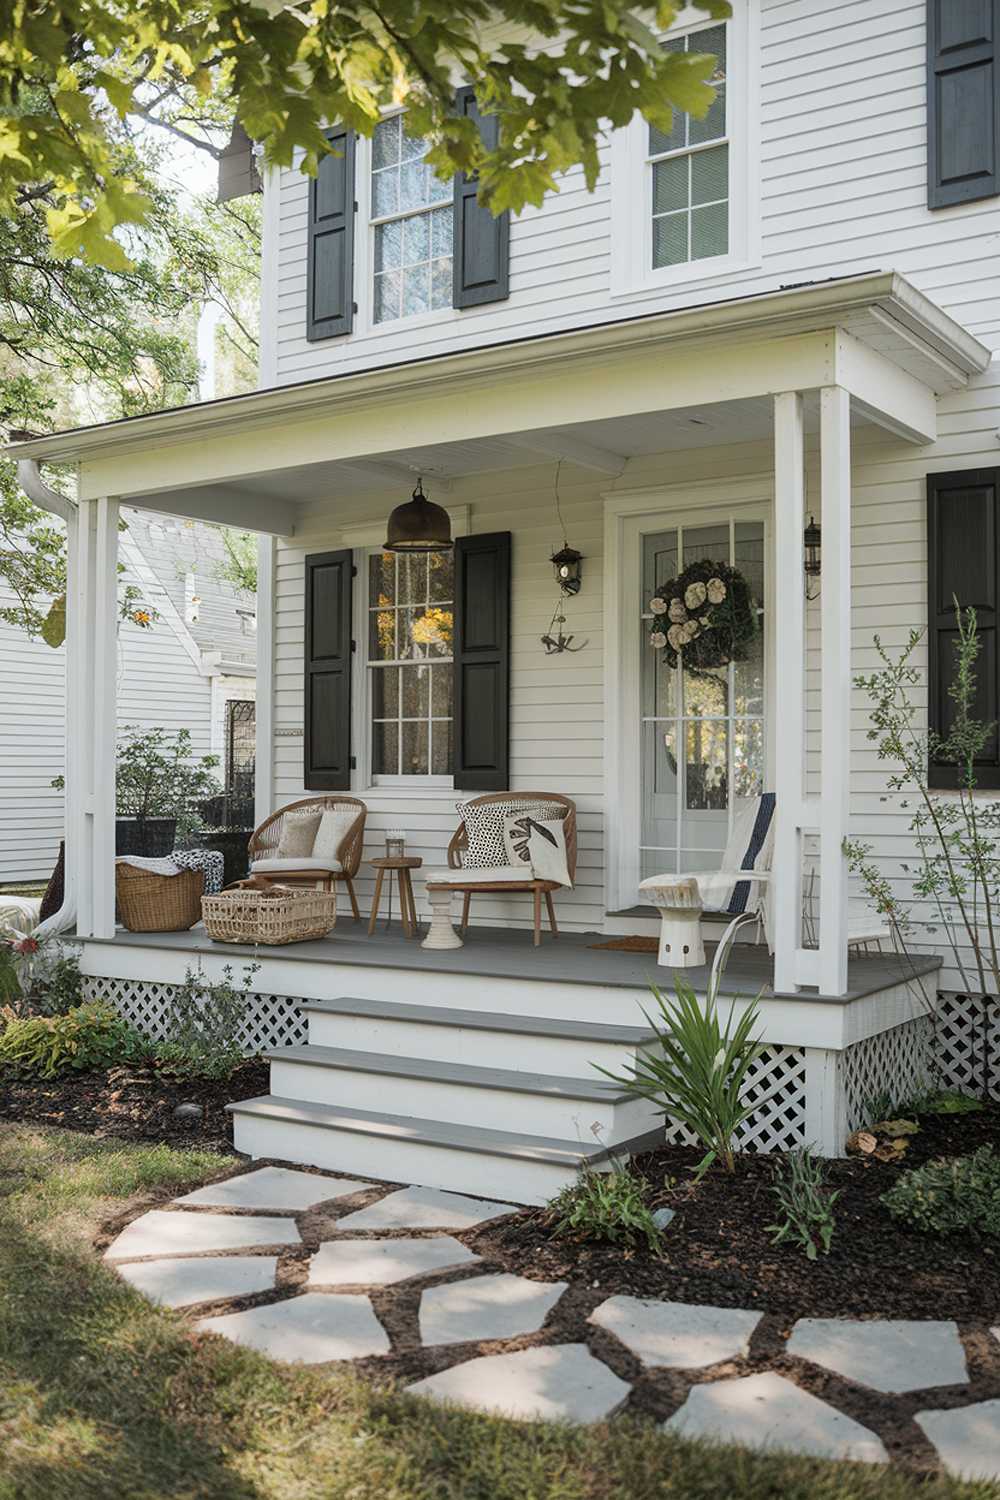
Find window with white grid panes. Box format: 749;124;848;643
369;550;454;778
649;23;729;269
371;113;453;324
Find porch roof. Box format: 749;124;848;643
8;271;990;534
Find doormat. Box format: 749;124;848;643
589;936;658;953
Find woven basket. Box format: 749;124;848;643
202;887;338;945
116;863;204;932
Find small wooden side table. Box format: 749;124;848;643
368;856;422;939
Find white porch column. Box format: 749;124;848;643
772;392;810;992
254;534;275;826
817;386;852;995
74;496;119;939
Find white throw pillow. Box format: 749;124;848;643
311;807;357;864
502;813;572;887
276;809;323;859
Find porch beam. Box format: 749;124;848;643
125;486;297;537
817;385;852;996
772;392;808;994
76;333;841;502
503;432;627;475
833;330;937;445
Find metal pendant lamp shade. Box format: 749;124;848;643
384;479;452;553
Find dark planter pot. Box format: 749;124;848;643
115;817;177;858
180;828;252;888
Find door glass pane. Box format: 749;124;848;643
638;516;766;901
641;721;678;873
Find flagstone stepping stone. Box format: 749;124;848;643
419;1272;567;1345
409;1344;631;1422
915;1400;1000;1481
665;1372;888;1463
117;1256;278;1309
787;1318;968;1393
198;1292;390;1363
104;1210;301;1261
336;1185;517;1232
589;1295;761;1369
177;1166;373;1211
309;1236;479;1287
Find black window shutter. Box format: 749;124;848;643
306;128;356;340
452;87;510;308
927;469;1000;787
304;549;354;789
927;0;1000;208
453;532;511;790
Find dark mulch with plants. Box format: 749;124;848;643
0;1057;269;1153
466;1103;1000;1324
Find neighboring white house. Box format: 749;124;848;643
10;0;1000;1196
0;513;255;883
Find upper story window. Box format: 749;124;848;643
371;114;453;325
649;23;728;269
609;3;757;300
368;549;454;777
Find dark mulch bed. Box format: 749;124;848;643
466;1102;1000;1325
0;1058;269;1153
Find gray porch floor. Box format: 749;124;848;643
86;922;940;1005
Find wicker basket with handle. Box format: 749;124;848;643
116;863;204;932
202;886;337;945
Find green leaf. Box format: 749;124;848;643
41;595;66;649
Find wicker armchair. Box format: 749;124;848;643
441;791;577;946
247;795;367;919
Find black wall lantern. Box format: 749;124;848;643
384;478;453;553
804;514;821;600
551;542;583;595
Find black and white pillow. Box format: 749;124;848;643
503;813;572;887
459;800;550;867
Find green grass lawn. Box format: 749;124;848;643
0;1123;997;1500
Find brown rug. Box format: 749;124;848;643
589;935;658;953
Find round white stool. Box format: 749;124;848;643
422;884;464;949
638;875;705;967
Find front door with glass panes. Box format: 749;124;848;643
639;516;766;891
368;549;454;780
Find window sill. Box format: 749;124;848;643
610;255;760;303
360;782;457;800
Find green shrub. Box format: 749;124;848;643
881;1147;1000;1237
155;963;258;1082
0;1002;145;1079
31;952;84;1017
596;979;763;1176
766;1149;840;1260
544;1164;665;1254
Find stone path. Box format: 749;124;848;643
100;1162;1000;1481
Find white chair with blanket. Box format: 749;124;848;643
639;793;776;972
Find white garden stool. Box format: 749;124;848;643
639;874;706;967
421;883;464;950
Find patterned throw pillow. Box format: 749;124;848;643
459;800;551;868
503;814;572;887
276;809;323;858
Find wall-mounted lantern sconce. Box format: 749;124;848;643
384;478;453;553
551;542;583;595
804;515;821;600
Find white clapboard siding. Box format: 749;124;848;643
268;0;1000;395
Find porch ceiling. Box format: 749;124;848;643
8;271;989;534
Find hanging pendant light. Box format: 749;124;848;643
384;478;452;553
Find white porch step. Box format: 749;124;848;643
302;994;658;1077
227;1095;661;1206
265;1043;658;1146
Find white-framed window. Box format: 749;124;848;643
367;547;455;780
609;2;758;300
370;113;453;326
649;22;729;270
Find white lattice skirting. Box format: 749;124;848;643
83;975;1000;1156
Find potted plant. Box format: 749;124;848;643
114;727;221;857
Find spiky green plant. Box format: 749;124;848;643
597;979;763;1176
